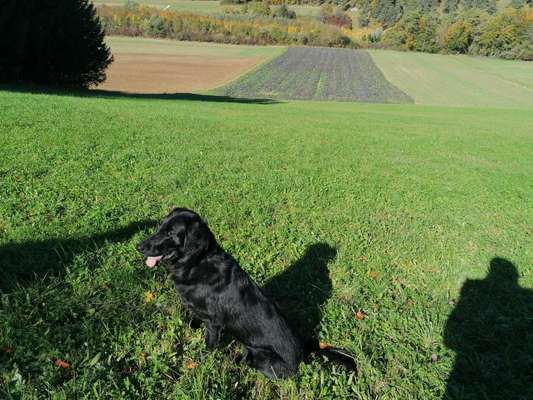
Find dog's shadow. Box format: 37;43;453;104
262;243;336;341
0;220;156;293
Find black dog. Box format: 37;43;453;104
137;207;355;378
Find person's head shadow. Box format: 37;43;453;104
444;257;533;400
0;219;156;293
262;243;336;341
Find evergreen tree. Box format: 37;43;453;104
371;0;403;27
0;0;113;88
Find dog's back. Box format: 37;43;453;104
173;247;305;378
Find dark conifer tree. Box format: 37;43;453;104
0;0;113;88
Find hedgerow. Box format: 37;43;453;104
97;5;354;48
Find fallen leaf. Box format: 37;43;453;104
52;358;70;369
355;310;366;320
144;291;155;303
139;352;148;364
367;271;379;279
430;354;439;362
2;346;13;354
14;176;21;182
448;299;456;306
319;341;332;350
185;359;198;369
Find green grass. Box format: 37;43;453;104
94;0;227;14
1;88;532;399
105;35;286;59
370;50;533;108
93;0;321;17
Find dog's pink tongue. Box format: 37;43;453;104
146;256;163;268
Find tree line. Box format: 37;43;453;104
98;3;532;60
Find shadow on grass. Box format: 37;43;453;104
444;257;533;400
0;84;280;104
262;243;336;341
0;220;156;293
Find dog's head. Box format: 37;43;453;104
137;208;216;268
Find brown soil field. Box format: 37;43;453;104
99;53;262;94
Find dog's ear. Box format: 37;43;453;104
168;205;179;214
180;219;215;263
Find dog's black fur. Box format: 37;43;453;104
137;207;355;378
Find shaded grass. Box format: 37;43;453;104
1;89;532;398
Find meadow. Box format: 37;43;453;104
369;50;533;108
93;0;234;14
214;46;533;107
1;84;532;398
92;0;322;17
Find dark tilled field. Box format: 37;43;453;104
218;47;413;103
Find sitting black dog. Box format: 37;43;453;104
137;207;355;378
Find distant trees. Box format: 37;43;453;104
319;5;353;28
98;5;353;47
95;1;532;60
0;0;113;88
356;0;499;27
381;6;533;60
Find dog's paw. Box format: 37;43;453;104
205;326;222;349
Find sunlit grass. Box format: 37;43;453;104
1;89;532;398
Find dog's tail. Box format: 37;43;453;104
305;339;357;371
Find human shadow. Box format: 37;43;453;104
0;219;156;293
262;243;336;342
444;257;533;400
0;84;280;104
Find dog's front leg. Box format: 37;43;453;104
205;323;223;349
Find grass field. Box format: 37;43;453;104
93;0;229;14
99;36;285;93
1;87;532;399
370;50;533;108
217;48;412;103
92;0;321;17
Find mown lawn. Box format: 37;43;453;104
370;50;533;108
1;89;532;399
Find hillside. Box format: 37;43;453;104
216;47;412;103
2;87;532;398
98;37;284;93
370;50;533;108
213;45;533;107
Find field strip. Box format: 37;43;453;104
216;47;413;103
205;47;288;95
369;50;533;108
97;36;285;94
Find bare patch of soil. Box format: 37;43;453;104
98;53;261;94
